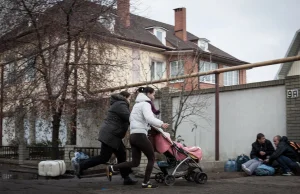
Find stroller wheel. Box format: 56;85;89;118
155;173;165;183
194;173;208;184
184;173;194;182
164;175;176;186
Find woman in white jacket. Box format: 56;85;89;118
107;87;169;189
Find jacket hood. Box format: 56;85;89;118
110;94;128;105
280;136;288;142
135;93;150;103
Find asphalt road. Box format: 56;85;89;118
0;175;299;194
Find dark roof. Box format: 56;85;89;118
115;14;244;63
0;0;246;64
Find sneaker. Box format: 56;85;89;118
282;172;294;176
241;164;251;176
123;176;138;185
74;162;82;179
142;182;158;189
106;166;113;181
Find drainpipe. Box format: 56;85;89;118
0;65;3;146
215;73;220;161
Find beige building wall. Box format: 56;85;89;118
288;50;300;76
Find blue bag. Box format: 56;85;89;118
71;151;89;171
254;164;275;176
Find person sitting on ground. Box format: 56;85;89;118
264;135;300;176
242;133;275;175
74;91;137;185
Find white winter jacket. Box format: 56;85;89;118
129;93;163;135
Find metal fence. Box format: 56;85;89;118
27;147;65;160
73;147;132;162
0;146;18;159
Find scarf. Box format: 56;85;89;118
147;101;160;115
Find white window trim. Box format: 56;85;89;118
150;60;166;81
198;39;210;52
170;60;184;83
199;61;218;84
223;65;239;86
153;28;166;46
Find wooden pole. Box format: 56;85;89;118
90;55;300;94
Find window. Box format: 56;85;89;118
156;30;163;43
98;14;115;33
198;38;210;52
4;62;17;84
223;65;239;86
146;27;167;45
170;60;184;82
25;58;36;82
154;28;166;45
199;61;218;84
151;61;165;81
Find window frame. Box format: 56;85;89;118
199;61;218;84
150;60;166;81
223;65;239;86
153;28;166;45
169;60;185;83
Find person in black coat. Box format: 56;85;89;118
250;133;275;160
265;136;300;175
242;133;275;175
74;91;137;185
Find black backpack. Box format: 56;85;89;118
235;154;250;172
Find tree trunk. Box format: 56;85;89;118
51;112;60;159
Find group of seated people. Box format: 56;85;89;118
242;133;300;176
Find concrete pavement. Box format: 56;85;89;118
1;175;299;194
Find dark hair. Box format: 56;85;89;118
137;87;154;94
119;91;131;98
256;133;265;140
274;135;281;141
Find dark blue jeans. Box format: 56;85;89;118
276;155;298;173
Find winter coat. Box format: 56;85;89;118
250;139;275;160
269;136;299;163
98;94;130;150
129;93;163;135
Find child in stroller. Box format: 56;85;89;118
150;127;208;186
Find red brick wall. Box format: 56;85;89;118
174;8;187;41
239;69;247;84
166;55;247;91
167;54;198;91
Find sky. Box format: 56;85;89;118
131;0;300;83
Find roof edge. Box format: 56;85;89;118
275;29;300;79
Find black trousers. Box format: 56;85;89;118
113;133;155;184
80;142;130;178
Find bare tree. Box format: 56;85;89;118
0;0;127;158
146;51;213;141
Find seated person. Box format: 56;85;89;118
242;133;274;175
265;135;300;176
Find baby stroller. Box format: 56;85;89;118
150;127;207;186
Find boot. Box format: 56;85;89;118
123;176;138;185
